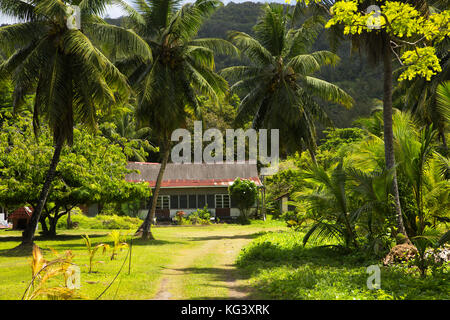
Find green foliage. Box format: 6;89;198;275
81;234;109;273
324;0;449;82
228;178;258;220
108;230;129;260
187;207;212;225
56;214;142;231
318;127;367;153
0;115;150;235
237;230;449;299
222;3;353;155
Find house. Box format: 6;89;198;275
273;193;296;214
0;206;10;229
126;161;264;220
7;206;34;230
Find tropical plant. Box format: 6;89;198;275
114;0;236;239
108;230;129;260
23;245;83;300
187;207;212;225
221;4;353;161
323;0;450;244
394;42;449;149
81;234;109;273
99;104;156;162
293;160;359;248
0;0;151;245
0;115;151;236
350;111;450;239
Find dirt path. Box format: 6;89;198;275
151;227;267;300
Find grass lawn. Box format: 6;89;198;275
0;220;286;300
236;231;450;300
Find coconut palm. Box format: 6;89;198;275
115;0;237;239
351;111;450;237
221;4;353;162
0;0;151;245
100;106;156;162
328;0;438;243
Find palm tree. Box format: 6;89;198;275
221;4;353;162
116;0;236;239
100;105;156;162
0;0;151;245
351;111;450;237
294;160;359;249
325;0;437;243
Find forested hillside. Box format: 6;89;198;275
196;2;385;130
106;1;384;132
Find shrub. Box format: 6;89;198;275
187;207;212;225
57;214;142;230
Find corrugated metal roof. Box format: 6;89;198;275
126;162;263;187
8;206;33;219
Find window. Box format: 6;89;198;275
198;195;206;208
140;199;149;210
188;195;197;209
170;195;179;209
215;194;230;208
207;195;215;208
179;195;188;208
156;195;170;209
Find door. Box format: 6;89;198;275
215;208;230;217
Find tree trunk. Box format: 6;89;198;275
21;140;63;245
136;143;171;240
67;209;72;229
39;216;49;235
48;215;58;237
308;148;317;165
382;35;409;243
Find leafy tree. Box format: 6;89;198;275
322;0;449;242
100;106;156;162
349;111;450;238
222;4;353;162
394;39;449;150
228;178;258;220
0;115;150;236
115;0;236;239
0;0;151;245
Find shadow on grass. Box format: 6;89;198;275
169;264;259;300
235;235;450;299
0;233;183;257
187;231;268;242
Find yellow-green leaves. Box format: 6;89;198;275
322;0;450;82
399;47;442;81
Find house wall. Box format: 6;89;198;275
138;187;257;218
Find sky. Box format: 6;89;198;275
0;0;288;25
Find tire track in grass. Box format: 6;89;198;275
151;227;272;300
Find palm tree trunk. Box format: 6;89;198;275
382;35;409;243
308;148;318;165
21;140;63;245
136;142;171;240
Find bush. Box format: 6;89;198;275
57;213;142;230
236;231;450;300
187;207;212;225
